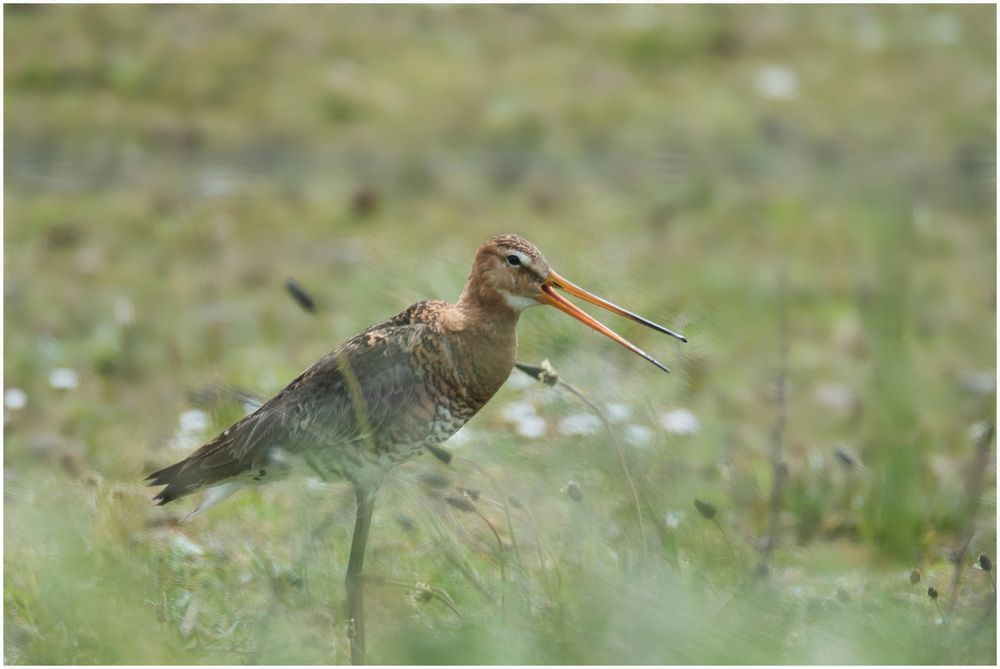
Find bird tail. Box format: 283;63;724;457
146;428;254;505
145;454;225;505
147;403;293;507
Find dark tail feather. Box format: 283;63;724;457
147;408;273;505
146;440;255;505
146;459;202;505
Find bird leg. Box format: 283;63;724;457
346;481;379;665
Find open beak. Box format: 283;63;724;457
535;270;686;374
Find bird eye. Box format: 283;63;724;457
506;254;521;267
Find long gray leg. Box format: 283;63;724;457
346;482;378;665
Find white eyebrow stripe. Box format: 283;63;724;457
510;250;529;265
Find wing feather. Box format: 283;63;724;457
147;317;436;504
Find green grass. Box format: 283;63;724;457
4;4;996;664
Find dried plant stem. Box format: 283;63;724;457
432;533;494;602
498;499;522;567
946;422;994;619
555;379;649;560
521;501;549;579
506;496;562;602
972;591;996;631
756;271;789;580
461;458;524;570
469;505;507;621
713;517;743;568
932;597;946;623
362;576;462;619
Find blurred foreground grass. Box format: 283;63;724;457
4;5;996;664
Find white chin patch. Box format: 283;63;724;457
502;292;538;312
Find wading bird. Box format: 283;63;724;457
147;234;685;663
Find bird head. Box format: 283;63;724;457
464;233;686;372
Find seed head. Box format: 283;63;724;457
834;447;858;469
538;360;560;386
562;480;583;503
693;499;717;520
977;554;992;572
396;514;415;533
418;472;450;489
413;582;433;603
284;278;317;314
426;444;453;464
444;494;476;513
351;185;380;218
515;360;560;387
909;569;921;585
927;586;938;600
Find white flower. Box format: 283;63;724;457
814;383;858;414
660;408;700;436
665;511;685;528
958;370;995;396
515;415;547;439
171;535;204;557
558;412;601;436
624;424;653;447
48;368;79;390
197;167;239;198
755;65;798;100
447;425;474;447
504;372;533;390
603;402;631;424
305;477;330;491
113;297;136;327
179;409;210;432
501;400;538;422
967;420;993;444
501;400;546;439
4;388;27;410
171;409;211;451
808;450;825;471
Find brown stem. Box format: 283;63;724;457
756;271;789;580
557;379;649;560
363;576;463;619
471;505;507;622
713;517;743;567
946;422;994;619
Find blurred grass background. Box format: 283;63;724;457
4;4;996;664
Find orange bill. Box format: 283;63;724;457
536;270;686;374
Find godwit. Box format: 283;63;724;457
147;233;685;663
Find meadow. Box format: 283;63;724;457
4;5;996;664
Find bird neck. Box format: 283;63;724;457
449;291;519;402
456;282;523;333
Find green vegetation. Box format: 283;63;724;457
5;5;995;664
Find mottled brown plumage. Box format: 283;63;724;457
147;233;685;664
148;236;551;505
